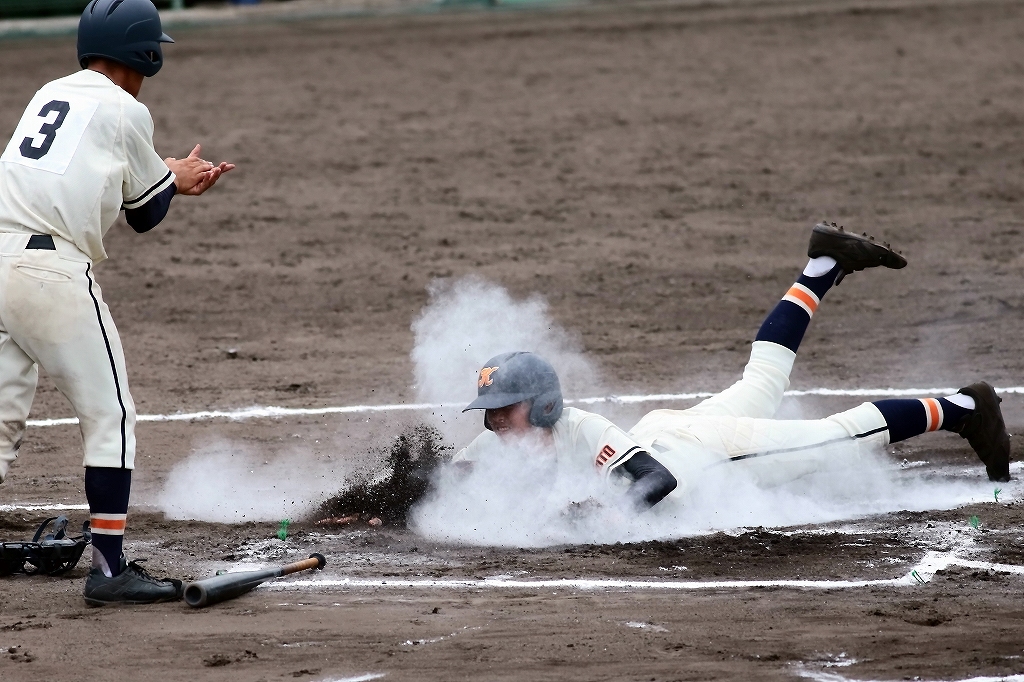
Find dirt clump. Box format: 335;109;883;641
313;424;451;526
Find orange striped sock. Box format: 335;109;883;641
873;397;974;443
85;467;131;577
755;260;842;352
919;398;944;432
90;513;127;535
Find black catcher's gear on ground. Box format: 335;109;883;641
0;516;91;576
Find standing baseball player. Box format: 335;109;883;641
454;223;1011;512
0;0;233;604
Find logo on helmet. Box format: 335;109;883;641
478;366;499;389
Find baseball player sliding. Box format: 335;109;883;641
454;224;1011;513
0;0;232;604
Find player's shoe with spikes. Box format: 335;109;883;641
83;556;183;606
807;222;907;284
953;382;1011;482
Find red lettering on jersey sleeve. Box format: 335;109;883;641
595;444;616;468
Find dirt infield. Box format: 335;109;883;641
1;0;1024;679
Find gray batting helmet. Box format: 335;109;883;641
78;0;174;78
463;352;563;429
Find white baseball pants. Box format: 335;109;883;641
0;233;136;482
631;341;890;488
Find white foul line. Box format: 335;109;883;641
266;551;1024;593
0;503;89;512
797;671;1024;682
24;386;1024;428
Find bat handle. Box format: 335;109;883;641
278;553;327;576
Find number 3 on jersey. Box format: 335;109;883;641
1;93;99;176
20;100;70;160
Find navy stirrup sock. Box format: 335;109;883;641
84;467;131;577
755;258;843;352
873;397;974;443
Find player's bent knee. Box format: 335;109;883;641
0;419;26;483
0;452;15;483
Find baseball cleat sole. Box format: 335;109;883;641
808;222;907;284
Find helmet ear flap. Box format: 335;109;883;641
528;391;563;428
464;351;563;428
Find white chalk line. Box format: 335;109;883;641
23;386;1024;428
796;670;1024;682
267;551;1024;593
0;503;89;512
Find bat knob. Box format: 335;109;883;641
183;582;208;608
310;553;327;570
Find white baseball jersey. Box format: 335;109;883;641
451;342;891;503
0;69;174;263
452;406;647;479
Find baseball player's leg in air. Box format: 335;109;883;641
676;223;1010;484
683;222;905;421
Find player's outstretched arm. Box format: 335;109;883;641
620;452;677;512
164;144;235;196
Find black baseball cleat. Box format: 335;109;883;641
954;382;1011;482
83;557;183;606
807;222;907;284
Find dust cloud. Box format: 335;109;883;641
155;439;354;523
411;437;994;546
410;275;602;447
155;277;997;535
408;277;996;546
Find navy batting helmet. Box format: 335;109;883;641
78;0;174;78
463;352;564;429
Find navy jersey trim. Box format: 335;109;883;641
605;445;642;471
719;426;887;466
853;425;888;439
85;263;128;468
125;182;175;233
123;169;173;209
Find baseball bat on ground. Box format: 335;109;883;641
184;553;326;608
